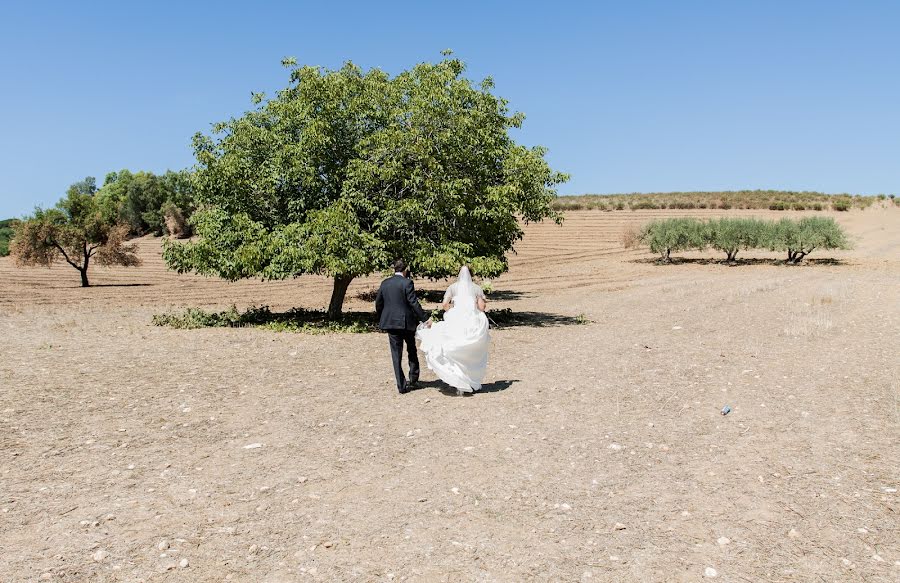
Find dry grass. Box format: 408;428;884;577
553;190;887;212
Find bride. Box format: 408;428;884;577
416;266;490;393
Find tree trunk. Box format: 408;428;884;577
326;275;353;320
80;243;91;287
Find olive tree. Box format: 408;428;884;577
704;218;768;262
164;54;568;318
769;216;850;263
638;218;705;262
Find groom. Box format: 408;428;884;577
375;260;431;394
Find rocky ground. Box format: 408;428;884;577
1;208;898;582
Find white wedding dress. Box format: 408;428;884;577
416;267;490;392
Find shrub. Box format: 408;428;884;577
152;305;378;333
811;203;823;211
792;203;806;210
769;201;787;211
0;219;15;257
162;202;191;238
638;218;705;262
621;224;642;248
833;200;850;211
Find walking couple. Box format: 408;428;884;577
375;260;490;394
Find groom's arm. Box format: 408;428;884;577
405;279;428;322
375;285;384;318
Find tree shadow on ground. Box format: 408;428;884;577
152;305;588;333
629;257;848;267
355;288;529;303
487;309;589;329
414;379;517;396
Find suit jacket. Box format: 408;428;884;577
375;274;428;331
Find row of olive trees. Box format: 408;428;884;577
630;217;851;263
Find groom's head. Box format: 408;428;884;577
392;259;407;275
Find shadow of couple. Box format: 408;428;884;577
409;379;517;396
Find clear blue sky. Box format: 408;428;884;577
1;0;897;218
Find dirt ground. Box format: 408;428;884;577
1;208;898;582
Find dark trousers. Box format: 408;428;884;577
387;329;419;391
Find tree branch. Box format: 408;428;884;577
52;240;83;271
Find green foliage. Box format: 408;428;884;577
704;218;768;261
10;182;140;286
767;216;851;263
832;199;850;211
152;305;377;334
164;55;567;318
96;169;196;236
554;191;882;211
637;218;706;261
633;216;851;263
0;218;15;257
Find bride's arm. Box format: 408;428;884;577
477;297;486;311
441;285;453;311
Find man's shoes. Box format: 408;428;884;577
398;383;410;394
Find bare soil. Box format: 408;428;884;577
1;209;898;582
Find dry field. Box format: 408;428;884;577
1;208;898;582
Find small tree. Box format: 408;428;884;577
11;185;141;286
768;217;850;263
705;218;767;262
164;54;567;319
638;218;705;262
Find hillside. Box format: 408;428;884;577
553;190;897;212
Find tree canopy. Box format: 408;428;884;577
11;180;141;286
96;169;196;236
164;54;568;318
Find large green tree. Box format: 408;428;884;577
11;182;141;286
164;54;568;318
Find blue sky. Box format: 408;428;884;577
1;0;897;218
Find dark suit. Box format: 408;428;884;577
375;274;429;392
